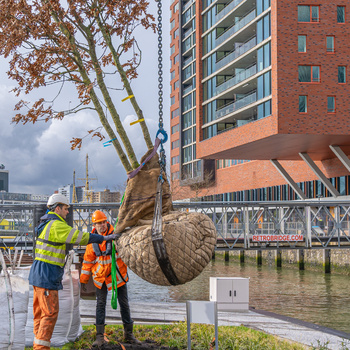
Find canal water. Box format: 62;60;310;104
126;256;350;334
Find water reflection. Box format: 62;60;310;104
127;257;350;333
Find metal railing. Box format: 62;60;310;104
1;200;350;252
215;91;257;119
215;36;256;71
216;9;256;46
215;64;257;96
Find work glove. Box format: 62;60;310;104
104;233;118;241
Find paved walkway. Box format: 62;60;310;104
80;300;350;350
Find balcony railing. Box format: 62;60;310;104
216;0;245;22
183;0;193;13
215;91;257;119
216;10;256;46
183;55;194;67
215;36;256;71
214;64;257;96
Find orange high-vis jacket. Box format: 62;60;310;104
80;223;128;290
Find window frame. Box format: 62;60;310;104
298;65;321;83
326;36;335;53
338;66;346;84
327;96;336;114
299;95;308;113
337;6;346;23
298;5;320;23
298;35;307;53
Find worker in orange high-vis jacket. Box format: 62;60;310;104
29;194;117;350
80;210;141;348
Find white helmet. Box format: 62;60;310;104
47;193;70;208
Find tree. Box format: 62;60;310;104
0;0;157;173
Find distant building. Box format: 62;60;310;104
0;168;9;192
0;192;49;204
58;184;84;203
91;189;121;203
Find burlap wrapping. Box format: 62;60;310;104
115;149;173;234
116;211;217;286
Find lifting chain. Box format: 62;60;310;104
157;0;163;129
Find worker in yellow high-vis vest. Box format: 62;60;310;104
29;194;117;350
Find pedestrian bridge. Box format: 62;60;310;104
0;200;349;252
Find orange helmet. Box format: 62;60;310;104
92;210;107;223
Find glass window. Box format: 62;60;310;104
171;96;175;105
170;45;175;55
299;96;307;113
264;71;271;96
264;100;271;117
264;42;271;68
170;70;175;81
171;108;179;119
327;36;335;53
170;19;175;30
338;66;346;83
257;75;264;100
312;66;320;82
257;47;264;71
299;66;320;82
263;13;271;40
257;103;264;119
257;18;263;43
311;6;319;22
173;28;179;39
298;5;319;22
327;96;335;113
171;124;179;134
257;0;263;15
298;35;306;52
337;6;345;23
298;5;310;22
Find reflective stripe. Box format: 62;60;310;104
75;230;84;244
98;258;112;265
95;265;101;274
81;270;91;275
67;228;77;243
83;259;96;264
35;253;65;265
106;282;112;289
44;221;55;240
34;338;51;347
94;279;103;287
37;243;65;256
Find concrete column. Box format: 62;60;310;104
298;249;305;270
256;250;262;266
275;250;282;268
224;250;229;262
240;250;245;264
324;249;331;273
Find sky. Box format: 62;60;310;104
0;2;170;195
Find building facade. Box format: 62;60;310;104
170;0;350;201
0;168;9;192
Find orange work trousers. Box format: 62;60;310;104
33;286;59;350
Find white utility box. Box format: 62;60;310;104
209;277;249;311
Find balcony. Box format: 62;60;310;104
214;64;257;96
216;9;256;46
216;91;257;119
216;0;245;22
216;36;256;71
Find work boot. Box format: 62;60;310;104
92;324;105;348
123;323;141;344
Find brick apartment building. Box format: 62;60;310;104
170;0;350;201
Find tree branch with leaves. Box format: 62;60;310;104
0;0;157;173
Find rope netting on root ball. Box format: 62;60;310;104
114;147;217;286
